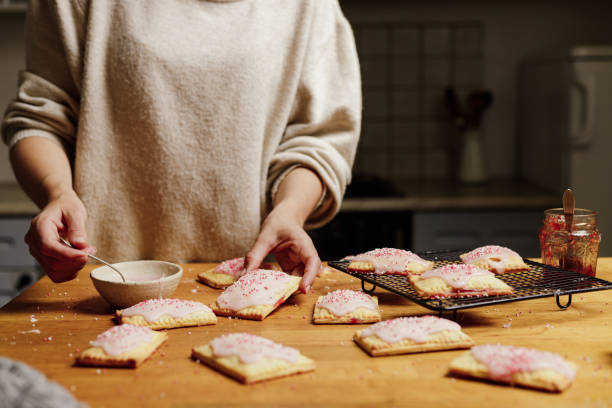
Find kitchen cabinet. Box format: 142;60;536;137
0;0;27;12
0;217;40;307
412;210;542;257
309;210;412;260
310;209;543;260
0;217;36;267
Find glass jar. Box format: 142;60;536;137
539;208;601;276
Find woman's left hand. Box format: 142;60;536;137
245;202;321;293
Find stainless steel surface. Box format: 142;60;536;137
59;237;125;282
561;188;575;269
563;188;575;232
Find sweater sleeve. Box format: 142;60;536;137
1;0;85;154
267;0;362;230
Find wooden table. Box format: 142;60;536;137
1;260;612;407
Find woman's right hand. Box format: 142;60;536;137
25;190;95;282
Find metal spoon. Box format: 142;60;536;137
560;188;575;270
563;188;575;233
59;237;126;282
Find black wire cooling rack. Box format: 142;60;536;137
328;249;612;317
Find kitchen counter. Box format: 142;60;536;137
0;180;559;216
1;260;611;407
342;180;559;211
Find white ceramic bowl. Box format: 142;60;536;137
90;260;183;308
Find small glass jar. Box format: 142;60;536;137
539;208;601;276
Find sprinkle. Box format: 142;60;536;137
29;315;38;323
346;248;431;274
191;289;197;293
18;329;40;334
96;369;101;374
503;322;512;329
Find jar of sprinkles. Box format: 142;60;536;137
539;208;601;276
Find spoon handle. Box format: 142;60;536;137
562;188;575;232
86;253;127;282
560;188;575;270
59;237;126;282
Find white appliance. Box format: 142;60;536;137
519;45;612;256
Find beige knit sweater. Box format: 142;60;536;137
2;0;361;263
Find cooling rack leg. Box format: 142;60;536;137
555;293;572;309
437;310;458;321
361;280;376;294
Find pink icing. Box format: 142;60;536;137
471;344;576;382
420;264;493;289
213;257;246;278
317;289;377;316
213;258;273;278
361;315;461;343
209;333;299;364
462;245;522;268
121;298;211;322
89;324;155;356
216;269;293;311
346;248;431;274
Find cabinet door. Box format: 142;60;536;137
309;211;411;261
0;217;37;267
412;211;542;258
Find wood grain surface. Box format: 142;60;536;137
1;260;612;407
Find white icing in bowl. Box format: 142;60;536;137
90;260;183;308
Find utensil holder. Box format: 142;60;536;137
458;129;487;184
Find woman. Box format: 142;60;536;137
1;0;361;293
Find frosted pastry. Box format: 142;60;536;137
76;324;167;368
197;257;274;289
409;264;513;299
345;248;434;275
192;333;315;384
211;269;301;320
312;289;381;324
460;245;530;274
449;344;576;392
353;315;474;356
116;298;217;329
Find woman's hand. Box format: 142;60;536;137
25;190;95;283
245;202;321;293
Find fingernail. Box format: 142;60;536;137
302;285;311;294
73;236;86;245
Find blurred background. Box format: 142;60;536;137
1;0;612;304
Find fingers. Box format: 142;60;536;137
62;205;89;249
245;234;277;273
27;240;87;283
34;215;87;261
299;252;321;294
25;196;90;282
